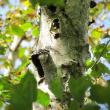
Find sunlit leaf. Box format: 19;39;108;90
10;25;24;37
18;47;25;58
85;59;95;68
5;36;12;43
0;77;12;103
32;27;39;37
14;59;29;76
0;34;4;39
106;3;110;11
36;89;50;107
20;22;32;32
23;8;35;16
91;29;102;43
90;2;103;17
22;1;31;7
0;34;12;43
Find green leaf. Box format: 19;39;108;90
0;46;6;55
0;77;12;103
93;44;106;58
36;89;50;107
10;71;37;110
69;76;91;101
18;47;25;58
69;100;100;110
10;25;24;37
85;59;94;68
91;63;110;77
90;84;110;104
91;29;102;40
106;3;110;11
97;63;110;73
69;101;79;110
20;23;32;32
50;71;63;99
0;82;4;90
82;103;100;110
0;34;12;43
29;0;64;7
32;27;39;37
0;101;3;108
0;77;12;90
29;0;38;7
0;34;4;39
90;69;101;78
104;53;110;63
23;7;35;15
14;57;29;76
90;3;103;17
4;104;14;110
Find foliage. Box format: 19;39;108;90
0;0;49;109
36;89;50;107
69;76;91;102
0;0;110;110
29;0;64;7
49;70;63;100
90;83;110;105
9;71;37;110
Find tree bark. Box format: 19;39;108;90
32;0;90;109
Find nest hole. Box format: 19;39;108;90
48;5;57;13
54;33;60;39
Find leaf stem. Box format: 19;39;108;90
91;38;110;69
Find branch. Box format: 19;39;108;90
13;35;26;52
7;35;26;78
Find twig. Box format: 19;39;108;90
7;35;26;79
14;35;26;51
91;38;110;69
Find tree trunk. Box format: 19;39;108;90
32;0;90;109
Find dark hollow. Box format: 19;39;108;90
88;19;95;26
90;1;97;8
52;18;60;29
31;54;44;77
48;5;56;13
54;33;60;39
